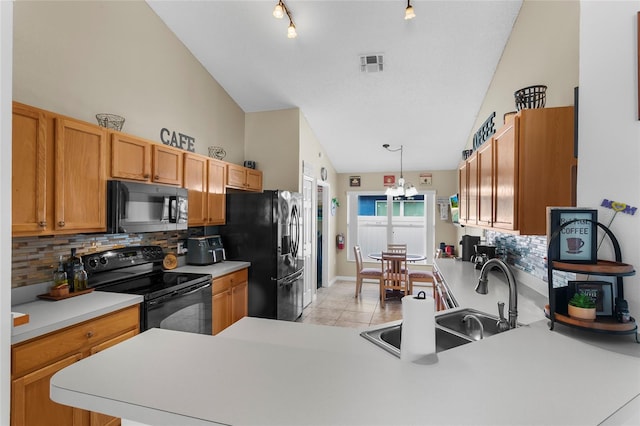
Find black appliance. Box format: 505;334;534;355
459;235;481;261
83;246;212;334
219;190;304;321
107;180;188;234
186;235;226;265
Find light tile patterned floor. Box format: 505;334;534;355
297;280;406;328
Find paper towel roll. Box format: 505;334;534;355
400;291;436;362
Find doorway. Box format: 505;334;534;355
316;181;330;288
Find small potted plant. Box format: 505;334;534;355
568;292;596;321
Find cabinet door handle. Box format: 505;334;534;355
154;175;160;180
143;174;150;179
58;221;65;227
86;331;94;338
39;221;47;227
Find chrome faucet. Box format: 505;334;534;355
462;314;484;340
475;258;518;329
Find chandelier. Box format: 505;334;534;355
383;144;418;197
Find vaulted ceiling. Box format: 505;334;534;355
147;1;522;173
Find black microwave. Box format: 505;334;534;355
107;180;188;234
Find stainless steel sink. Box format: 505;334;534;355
435;308;504;340
360;323;472;358
360;308;523;358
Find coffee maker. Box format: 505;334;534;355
471;244;497;269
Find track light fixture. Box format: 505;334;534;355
272;0;297;39
405;0;416;20
383;144;418;197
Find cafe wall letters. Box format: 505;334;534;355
160;127;196;152
547;208;598;264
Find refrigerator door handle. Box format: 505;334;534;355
275;268;304;285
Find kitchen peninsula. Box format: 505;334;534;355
50;260;640;426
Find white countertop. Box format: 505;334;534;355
433;257;548;324
11;292;143;345
51;318;640;426
10;261;249;345
48;257;640;425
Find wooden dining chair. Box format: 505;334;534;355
386;243;407;253
380;251;409;308
353;246;383;298
408;269;435;300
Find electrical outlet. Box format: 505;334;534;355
177;242;185;255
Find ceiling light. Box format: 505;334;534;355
272;0;297;39
383;144;418;198
287;22;297;39
273;1;284;19
405;1;416;20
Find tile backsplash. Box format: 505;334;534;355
11;231;187;288
486;230;574;288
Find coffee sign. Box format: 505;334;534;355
548;208;598;264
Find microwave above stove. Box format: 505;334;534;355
107;180;188;234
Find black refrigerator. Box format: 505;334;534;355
219;190;304;321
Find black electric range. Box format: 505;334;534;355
83;246;213;334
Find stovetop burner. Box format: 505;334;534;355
94;271;211;300
84;246;211;300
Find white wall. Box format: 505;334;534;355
244;108;300;191
0;2;12;423
13;1;245;163
465;0;579;149
579;1;640;314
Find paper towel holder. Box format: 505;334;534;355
414;290;427;299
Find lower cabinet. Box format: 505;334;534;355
11;305;140;426
212;268;249;335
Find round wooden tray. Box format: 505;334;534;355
551;260;636;276
545;305;637;333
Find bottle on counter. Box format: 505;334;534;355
52;255;68;289
74;260;88;291
65;248;82;292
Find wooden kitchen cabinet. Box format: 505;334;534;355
55;117;107;232
12;103;48;235
207;158;227;225
458;162;469;224
476;139;493;227
183;153;208;226
212;268;248;335
152;144;183;186
12;102;107;236
110;132;152;182
226;163;262;192
11;305;140;426
183;153;227;226
457;106;575;235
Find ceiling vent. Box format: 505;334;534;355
360;54;384;73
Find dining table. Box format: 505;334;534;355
368;252;427;300
367;253;427;262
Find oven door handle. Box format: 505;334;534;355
176;281;211;296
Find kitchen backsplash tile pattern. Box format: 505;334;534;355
12;231;187;288
486;231;574;288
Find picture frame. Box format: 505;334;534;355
547;207;598;264
568;280;614;317
349;176;361;187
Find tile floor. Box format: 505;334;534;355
298;280;422;328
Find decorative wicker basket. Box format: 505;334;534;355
514;85;547;111
96;113;125;131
